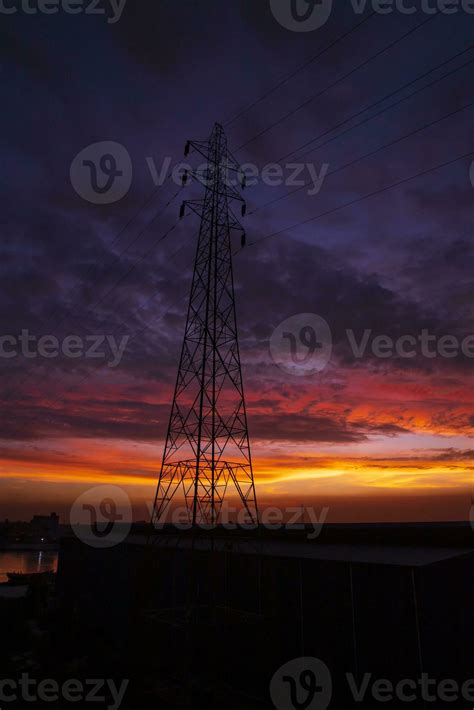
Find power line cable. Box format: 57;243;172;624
223;10;376;127
235;14;438;153
244;149;474;249
250;98;474;216
277;45;473;163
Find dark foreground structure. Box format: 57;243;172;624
53;523;473;709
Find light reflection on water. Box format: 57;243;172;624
0;550;58;583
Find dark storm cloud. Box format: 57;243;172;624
0;2;472;448
1;388;412;444
429;448;474;461
1;219;471;445
250;412;410;443
236;236;473;371
2;393;172;442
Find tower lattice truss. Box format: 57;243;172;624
153;123;258;526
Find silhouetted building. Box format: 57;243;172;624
55;523;474;709
30;513;60;541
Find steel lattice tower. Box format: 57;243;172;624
152;123;258;527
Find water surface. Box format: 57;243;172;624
0;550;58;583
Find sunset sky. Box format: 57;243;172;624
1;2;473;522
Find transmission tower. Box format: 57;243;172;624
152;123;258;527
